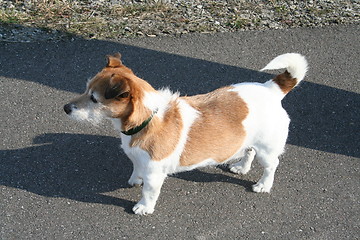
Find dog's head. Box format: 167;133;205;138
64;53;154;128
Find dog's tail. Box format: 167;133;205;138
261;53;308;98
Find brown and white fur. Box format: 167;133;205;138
64;53;308;215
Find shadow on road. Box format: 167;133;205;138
284;81;359;158
174;167;256;192
0;133;135;212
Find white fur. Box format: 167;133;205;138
143;88;179;120
230;82;289;192
69;103;104;125
261;53;308;81
229;147;256;175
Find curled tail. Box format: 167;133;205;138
261;53;308;96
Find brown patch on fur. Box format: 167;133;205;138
180;86;248;166
130;101;183;161
120;76;155;131
273;70;297;94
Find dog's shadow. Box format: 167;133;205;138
174;167;256;192
0;133;255;212
0;133;136;212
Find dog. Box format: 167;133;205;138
64;52;307;215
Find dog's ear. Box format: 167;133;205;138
105;74;130;100
106;53;122;68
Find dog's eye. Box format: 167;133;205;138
116;92;130;99
90;94;98;103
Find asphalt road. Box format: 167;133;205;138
1;25;359;239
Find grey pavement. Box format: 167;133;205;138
1;25;359;239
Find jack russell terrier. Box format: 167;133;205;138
64;53;308;215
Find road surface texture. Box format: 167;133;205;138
1;25;359;239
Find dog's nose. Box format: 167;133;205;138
64;104;73;114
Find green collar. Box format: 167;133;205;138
121;109;158;136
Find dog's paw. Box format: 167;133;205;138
128;177;143;187
133;203;154;215
252;183;272;193
229;165;250;175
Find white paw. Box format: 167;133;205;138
128;177;143;187
132;203;154;215
252;183;272;193
229;165;250;175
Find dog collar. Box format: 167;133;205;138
121;109;158;136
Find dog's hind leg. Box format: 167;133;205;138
229;147;256;175
128;160;143;187
252;154;279;193
128;168;143;187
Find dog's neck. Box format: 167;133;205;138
121;109;158;136
112;89;178;138
112;89;183;162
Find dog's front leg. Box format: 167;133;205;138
133;172;167;215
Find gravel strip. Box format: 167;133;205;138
0;0;359;42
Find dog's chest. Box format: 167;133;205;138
120;134;152;164
111;119;149;161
